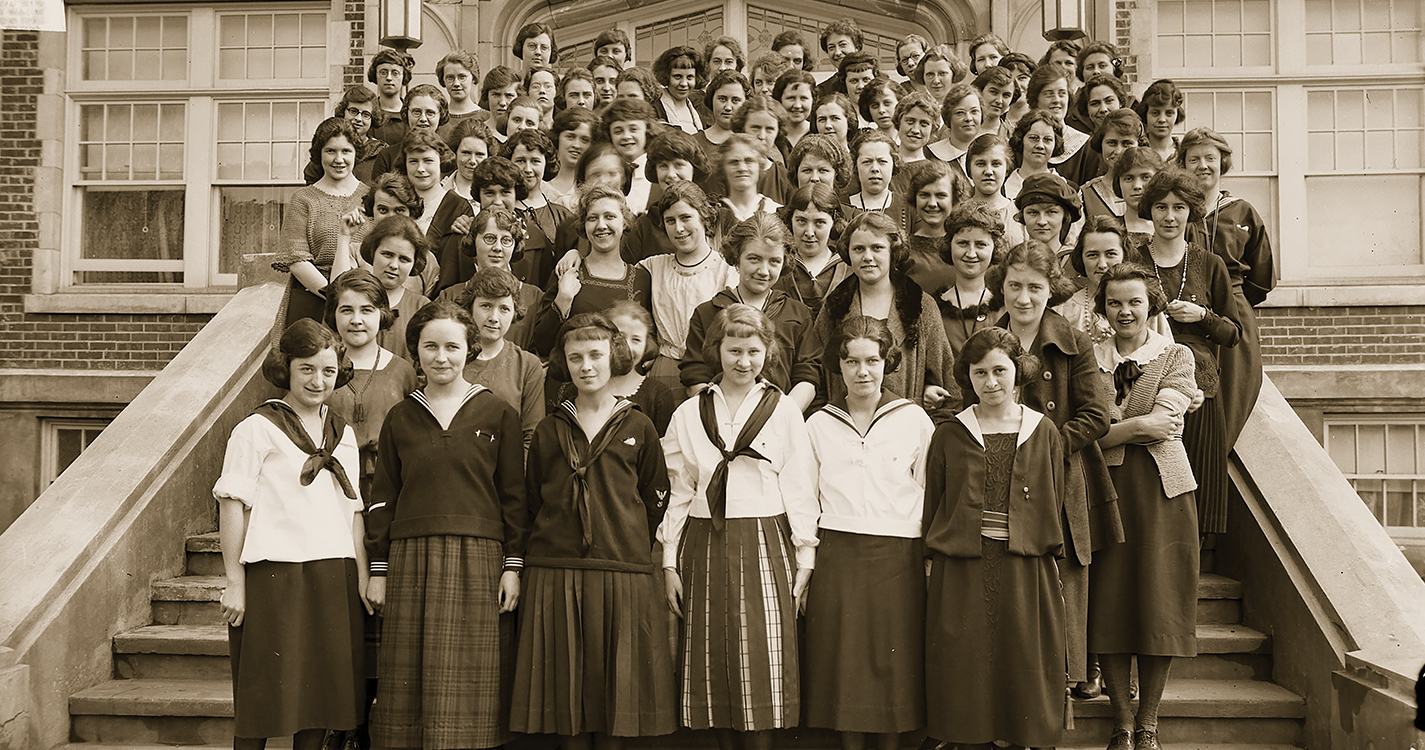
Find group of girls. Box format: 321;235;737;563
236;22;1274;750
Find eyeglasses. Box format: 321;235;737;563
479;233;516;248
344;108;373;121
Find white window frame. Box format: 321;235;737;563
1322;415;1425;540
39;417;113;488
58;3;333;295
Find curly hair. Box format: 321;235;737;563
1094;261;1169;318
456;266;528;324
461;204;527;262
358;214;431;278
1010;109;1066;165
435;51;480;89
334;85;383;130
837;211;908;272
1175;127;1235;175
893;90;941;130
1133;79;1187;124
324;269;395;333
721;211;791;266
715;133;769;187
750;53;790;87
262;318;353;391
1039;40;1083;68
836;315;903;374
788;133;852;189
405;300;479;365
940;83;983;127
397;130;456;178
1076;41;1123;80
733;94;789;134
402;83;449;127
653;46;706;89
1138;166;1208;223
942;204;1008;269
819;19;864;53
470;156;531;202
575;184;635;242
955;326;1041;404
652;180;719;240
704;36;746;72
1071;214;1138;277
907;159;970;211
1091;107;1145;154
549;313;635;381
614;67;662;102
986;239;1078;311
513;22;559;64
895;34;929;78
967;32;1011;74
308;117;360;170
704;69;751;114
551;105;599;152
703;303;782;374
367;48;413;86
1074;74;1129;125
1111;146;1165;199
502;128;558;181
858;78;905;122
363;172;423;218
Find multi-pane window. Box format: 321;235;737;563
40;419;112;488
1326;418;1425;530
1305;0;1421;66
635;8;726;67
1157;0;1273;71
745;6;908;70
66;5;329;290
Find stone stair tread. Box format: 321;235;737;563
114;625;228;656
1062;746;1301;750
1197;623;1271;653
69;678;233;717
187;531;221;553
1073;679;1304;718
152;575;225;602
1199;573;1243;600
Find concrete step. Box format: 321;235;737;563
1198;573;1243;600
1062;679;1305;745
151;575;225;626
1171;624;1273;680
69;679;232;745
113;625;229;681
186;532;224;576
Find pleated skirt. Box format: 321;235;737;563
1088;444;1200;657
803;530;925;733
229;559;365;739
372;535;514;750
1218;286;1262;449
925;543;1065;748
677;515;800;731
1183;395;1229;534
510;566;678;737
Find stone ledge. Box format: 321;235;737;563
23;292;235;315
1262;283;1425;307
1265;363;1425;402
0;369;153;404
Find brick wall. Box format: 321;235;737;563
1113;0;1140;82
345;0;367;87
1258;307;1425;366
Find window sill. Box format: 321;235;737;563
1262;284;1425;307
24;290;237;315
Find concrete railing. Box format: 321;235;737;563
1223;377;1425;750
0;283;282;750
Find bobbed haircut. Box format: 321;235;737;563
359;214;431;278
574;141;631;195
955;326;1041;404
704;36;747;72
363;172;423;217
324;269;395;332
714;133;770;184
513;22;559;63
1094;261;1170;318
436;51;480;86
549;313;635;381
893;90;941;129
502;128;558;181
575;184;635;241
835;315;902;374
461;204;527;262
1025;64;1071;113
788;133;852;189
772;69;817;102
913;45;968;87
820;19;864;53
470;156;531;201
999;52;1036;78
262;318;354;391
721;211;792;266
1134;79;1187;124
986;239;1078;311
1091;107;1146;153
479;66;522;109
397;130;456;178
552;103;600;145
704;69;751;113
522;66;560;98
907;159;970;208
455;266;528;324
334;85;382;128
308;117;360;168
1175;127;1235;175
1076;41;1122;80
942;204;1009;269
859;78;905;121
1074;74;1129;124
652;180;719;239
703;303;782;374
1071;214;1140;277
367;48;414;86
1010;109;1066;165
402;83;450;127
588;54;622;75
599;97;659;139
614;67;662;102
405;300;479;365
778;182;847;257
1138;166;1208;223
653;46;706;88
603;299;661;374
733;94;789;133
837;211;908;273
1111;146;1166;199
812;92;856;136
839;51;878;76
646;129;710;184
446;118;496;158
593;29;632;59
967;33;1011;73
973;66;1019;104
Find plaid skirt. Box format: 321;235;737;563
372;535;515;750
677;515;800;731
510;566;678;737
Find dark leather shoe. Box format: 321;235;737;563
1134;728;1160;750
1072;666;1103;699
1106;729;1133;750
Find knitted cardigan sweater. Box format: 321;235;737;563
1094;332;1199;499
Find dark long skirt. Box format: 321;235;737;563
1183;395;1229;534
229;558;364;739
1088;444;1200;656
677;515;800;731
372;535;515;750
803;530;925;733
1218;285;1262;449
510;566;678;737
925;543;1065;748
282;275;327;328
